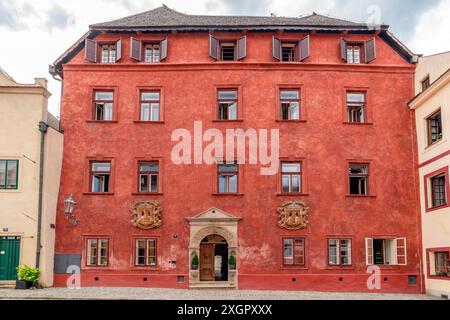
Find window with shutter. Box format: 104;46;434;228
130;37;142;61
272;36;281;61
85;38;97;63
116;38;122;62
340;38;347;62
299;35;310;61
236;36;246;60
364;38;376;63
160;37;168;61
209;35;219;60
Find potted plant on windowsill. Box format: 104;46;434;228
228;255;236;270
15;265;40;289
191;254;199;271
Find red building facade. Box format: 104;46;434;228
50;6;423;292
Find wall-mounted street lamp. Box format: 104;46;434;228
64;194;78;226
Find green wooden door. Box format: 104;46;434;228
0;236;20;280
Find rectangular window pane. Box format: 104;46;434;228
291;175;301;193
150;175;158;193
329;240;338;265
0;161;5;188
140;175;148;193
218;90;237;100
431;174;447;207
289;102;299;120
280;90;299;100
218;175;227;193
147;239;157;266
282;163;301;173
347;93;365;103
140;162;159;172
104;103;113;121
99;239;108;266
87;239;97;266
283;239;293;265
294;239;304;265
95;92;114;101
6;161;17;188
136;240;146;265
141;92;160;101
228;102;237;120
218;164;237;173
141;103;150;121
92;162;111;172
151;104;160;121
228;175;238;193
282;175;290;193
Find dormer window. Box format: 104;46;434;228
144;44;160;63
272;36;310;62
209;35;246;61
84;38;122;64
220;42;237;61
101;44;116;63
341;38;376;64
130;37;168;63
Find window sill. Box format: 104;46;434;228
86;120;118;124
426;203;450;213
276;120;306;123
326;265;355;270
279;266;308;270
212;193;244;197
369;265;402;270
82;266;113;271
276;193;309;197
212;120;244;123
345;194;377;198
424;138;446;151
132;266;162;271
83;192;115;196
429;275;450;281
133;121;165;124
343;122;373;126
132;192;164;196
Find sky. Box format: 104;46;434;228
0;0;449;116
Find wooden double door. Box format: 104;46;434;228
0;236;20;281
199;235;228;282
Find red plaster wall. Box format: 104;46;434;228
55;31;421;293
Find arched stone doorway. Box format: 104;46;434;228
200;235;228;281
187;208;240;288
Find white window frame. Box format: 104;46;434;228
328;239;352;265
365;237;407;266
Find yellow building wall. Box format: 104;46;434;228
0;74;63;287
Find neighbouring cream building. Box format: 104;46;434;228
409;51;450;298
0;68;63;287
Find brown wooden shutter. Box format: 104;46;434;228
209;35;219;60
299;35;310;61
395;238;407;266
364;38;376;63
160;37;168;61
236;36;247;60
340;37;347;62
272;36;281;61
115;38;122;62
85;38;97;63
130;37;142;61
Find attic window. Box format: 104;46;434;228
421;75;431;92
85;38;122;63
221;42;236;61
341;38;376;64
209;35;246;61
281;43;297;62
101;44;116;63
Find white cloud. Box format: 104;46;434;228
0;0;448;117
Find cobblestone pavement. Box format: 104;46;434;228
0;287;438;300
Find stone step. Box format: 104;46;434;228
189;282;237;290
0;281;15;289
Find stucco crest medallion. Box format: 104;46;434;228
277;201;309;230
130;201;162;230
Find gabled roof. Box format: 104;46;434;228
409;68;450;108
91;5;376;30
50;5;419;77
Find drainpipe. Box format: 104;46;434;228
35;121;48;269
